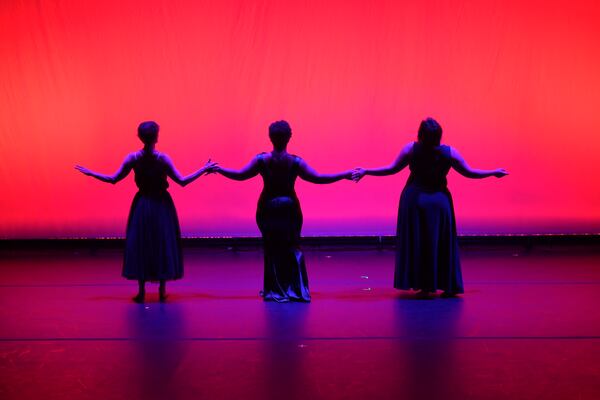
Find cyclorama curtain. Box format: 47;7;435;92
1;0;599;238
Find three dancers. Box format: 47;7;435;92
76;118;507;302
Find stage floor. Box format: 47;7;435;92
1;245;600;399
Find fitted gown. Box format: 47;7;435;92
255;152;311;302
394;142;464;293
122;150;183;281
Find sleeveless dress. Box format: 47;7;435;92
122;150;184;281
255;153;311;302
394;142;464;293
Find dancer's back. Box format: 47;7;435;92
257;152;300;200
131;150;169;193
407;142;452;192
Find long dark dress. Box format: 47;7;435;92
122;150;183;281
256;152;311;302
394;142;464;293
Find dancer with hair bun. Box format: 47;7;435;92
76;121;217;302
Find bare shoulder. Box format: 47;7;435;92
448;146;461;159
404;141;416;152
125;151;141;164
294;155;308;168
156;152;173;164
398;141;415;159
296;157;312;175
449;147;470;169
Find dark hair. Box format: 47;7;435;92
268;120;292;149
137;121;159;144
417;117;442;146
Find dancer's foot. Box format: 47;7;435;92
159;281;167;302
134;280;146;303
440;291;458;298
132;292;145;303
415;290;433;299
159;291;168;302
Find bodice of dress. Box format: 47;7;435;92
132;150;169;193
406;142;452;191
257;152;300;200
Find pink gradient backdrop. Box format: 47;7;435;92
1;0;600;238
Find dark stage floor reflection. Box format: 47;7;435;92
1;246;600;399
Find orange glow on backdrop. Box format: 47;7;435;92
1;0;600;238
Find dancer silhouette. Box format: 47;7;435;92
214;120;353;302
353;118;508;297
75;121;216;302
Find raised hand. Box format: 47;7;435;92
351;167;366;182
74;165;93;176
493;168;509;178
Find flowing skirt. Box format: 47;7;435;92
122;191;183;281
394;184;464;293
256;196;311;302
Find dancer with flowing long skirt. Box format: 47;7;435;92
75;121;216;302
353;118;508;297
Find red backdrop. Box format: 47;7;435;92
1;0;600;238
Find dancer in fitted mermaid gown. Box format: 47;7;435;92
214;120;353;302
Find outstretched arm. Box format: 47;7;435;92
450;147;508;179
75;154;134;184
352;142;413;181
163;155;217;187
298;159;352;184
215;157;260;181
